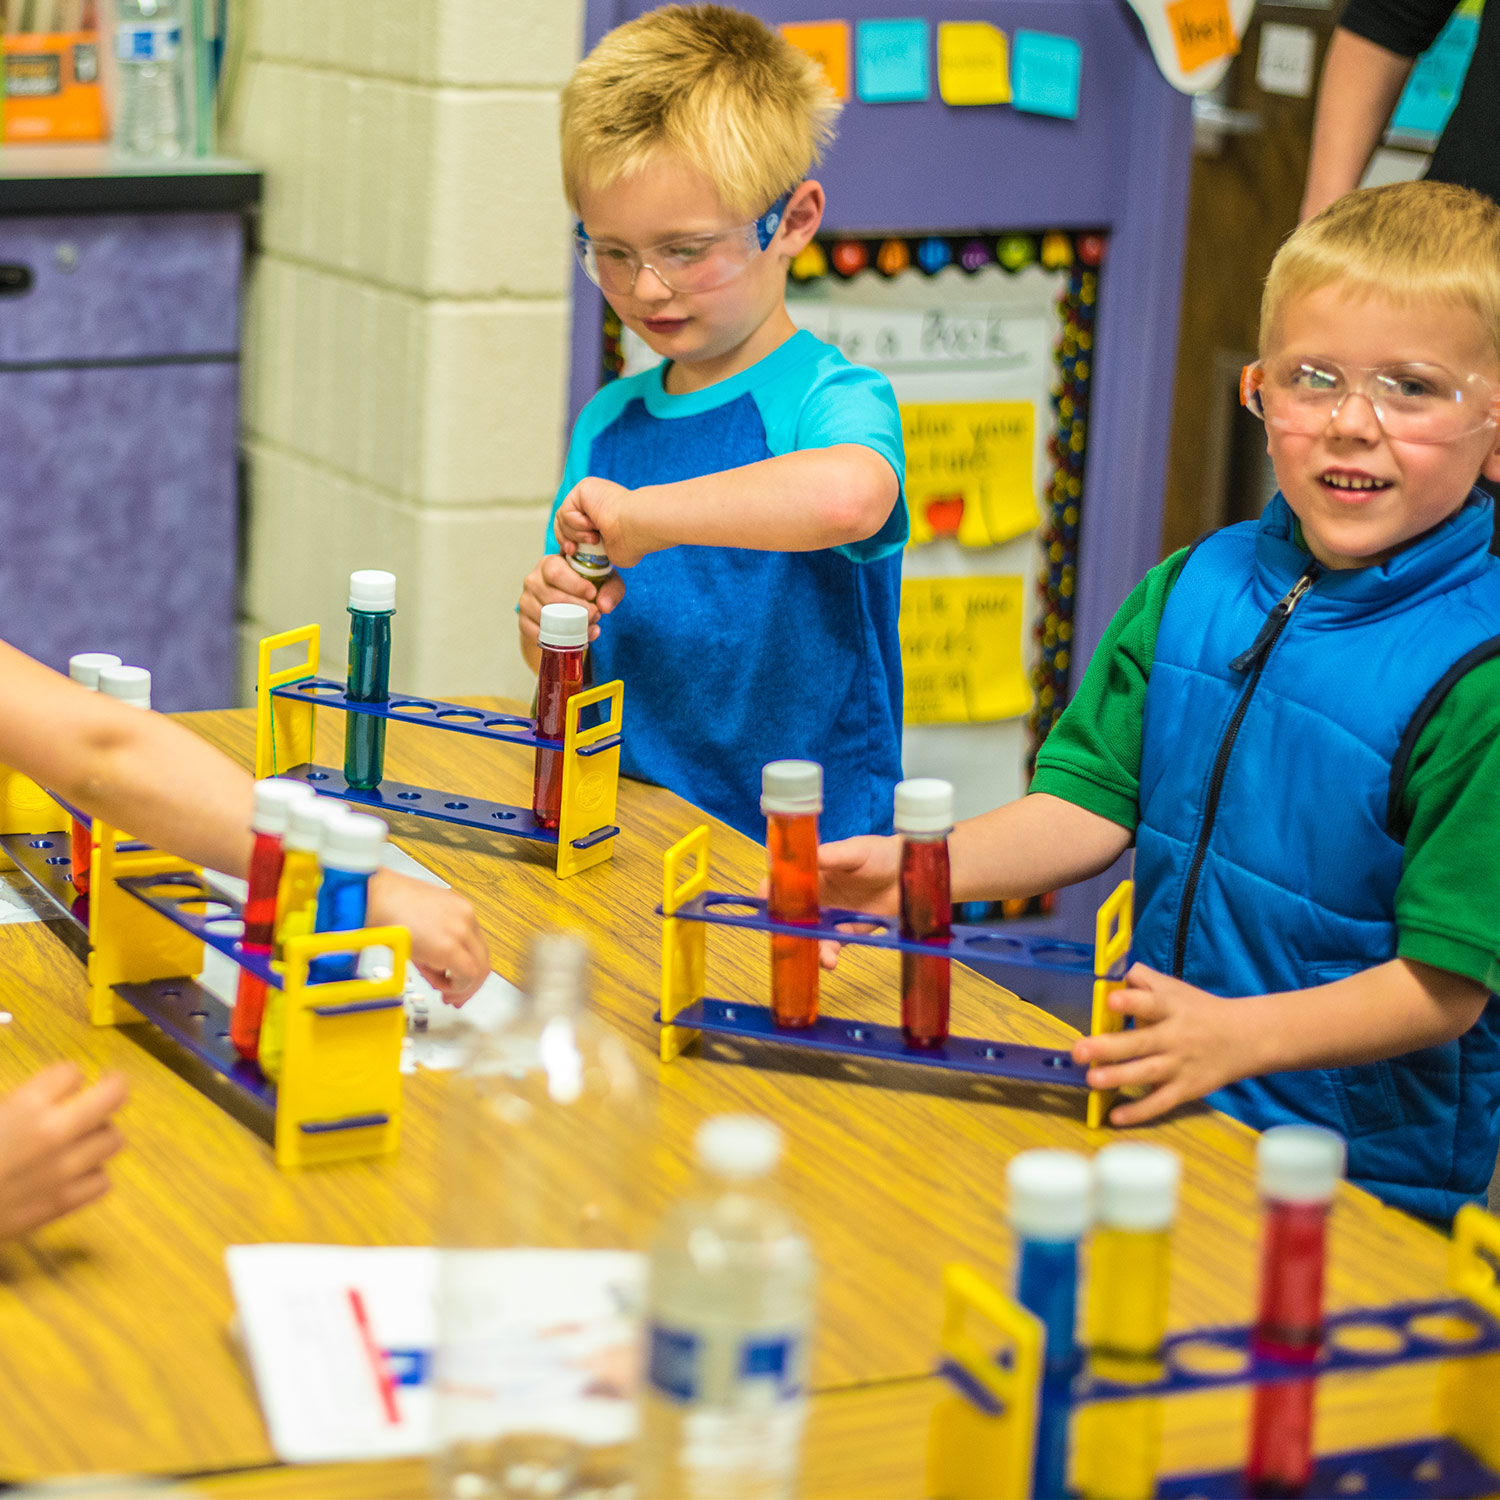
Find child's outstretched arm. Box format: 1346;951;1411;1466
1073;958;1487;1126
0;640;489;1003
553;445;899;567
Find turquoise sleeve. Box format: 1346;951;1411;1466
543;381;635;557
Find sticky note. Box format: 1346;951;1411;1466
937;21;1011;106
781;21;851;100
1166;0;1238;75
1391;6;1479;139
856;18;930;103
900;576;1033;725
1255;21;1315;98
1010;30;1082;120
902;401;1038;549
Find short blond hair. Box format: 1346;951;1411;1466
561;4;840;218
1261;180;1500;360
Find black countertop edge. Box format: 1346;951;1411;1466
0;168;263;217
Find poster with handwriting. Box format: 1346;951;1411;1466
902;400;1038;548
900;575;1032;724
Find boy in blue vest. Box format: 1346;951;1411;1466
516;5;907;842
820;180;1500;1223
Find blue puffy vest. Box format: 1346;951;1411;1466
1134;493;1500;1222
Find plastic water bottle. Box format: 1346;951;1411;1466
639;1116;816;1500
114;0;186;159
434;933;644;1500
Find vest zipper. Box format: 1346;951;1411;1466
1169;561;1322;978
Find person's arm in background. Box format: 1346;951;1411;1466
1301;28;1417;220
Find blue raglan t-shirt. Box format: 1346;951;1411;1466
546;329;907;841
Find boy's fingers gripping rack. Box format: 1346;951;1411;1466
927;1205;1500;1500
0;766;408;1170
256;625;624;879
655;824;1129;1124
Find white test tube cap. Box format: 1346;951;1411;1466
98;664;151;709
284;794;336;853
250;778;316;836
318;808;388;873
697;1115;783;1181
1007;1149;1093;1241
1257;1125;1346;1205
538;602;589;648
761;760;823;816
1094;1143;1181;1231
348;569;397;612
894;778;955;835
69;652;122;690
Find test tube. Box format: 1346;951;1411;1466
273;795;332;961
1008;1149;1092;1500
762;760;822;1028
228;778;314;1060
66;652;122;893
1245;1125;1346;1498
532;602;589;830
1077;1144;1180;1500
895;777;953;1048
343;570;395;792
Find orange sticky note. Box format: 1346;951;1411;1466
781;20;851;100
1166;0;1239;73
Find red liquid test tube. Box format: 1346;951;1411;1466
896;778;954;1048
229;779;316;1060
532;603;589;831
1246;1125;1346;1498
65;651;123;893
762;760;822;1028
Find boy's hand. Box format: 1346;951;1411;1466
367;870;490;1005
815;835;901;970
556;477;650;568
519;554;626;648
1071;964;1248;1126
0;1063;128;1240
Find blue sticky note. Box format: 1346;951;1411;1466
856;18;931;103
1391;8;1478;141
1011;30;1082;121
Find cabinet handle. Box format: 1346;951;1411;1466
0;264;34;297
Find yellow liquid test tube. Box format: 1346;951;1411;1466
1074;1144;1180;1500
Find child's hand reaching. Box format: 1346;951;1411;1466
367;870;490;1005
555;477;646;568
1071;964;1246;1126
0;1063;128;1240
519;555;625;649
814;834;901;970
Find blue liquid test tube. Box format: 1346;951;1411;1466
344;569;396;791
1008;1149;1093;1500
307;808;387;985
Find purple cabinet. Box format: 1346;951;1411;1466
0;211;243;710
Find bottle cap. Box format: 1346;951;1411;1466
285;794;336;853
568;548;614;581
1007;1149;1093;1241
318;808;388;873
69;653;122;690
1257;1125;1345;1205
894;778;955;835
697;1115;782;1180
348;569;396;612
250;778;316;837
761;760;823;816
530;931;589;1017
1094;1143;1181;1231
98;665;151;709
538;603;589;649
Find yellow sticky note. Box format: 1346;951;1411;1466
1166;0;1238;74
937;21;1011;106
902;401;1038;549
899;576;1032;725
781;21;851;100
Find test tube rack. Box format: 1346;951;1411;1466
929;1203;1500;1499
0;770;409;1170
655;825;1134;1129
256;625;623;880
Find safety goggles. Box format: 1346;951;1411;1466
573;189;794;297
1241;356;1500;445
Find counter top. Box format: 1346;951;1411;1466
0;144;261;214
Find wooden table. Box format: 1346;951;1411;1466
0;701;1453;1484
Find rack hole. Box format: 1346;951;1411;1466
1413;1458;1442;1484
159;988;182;1001
216;1029;230;1040
189;1008;208;1019
1169;1339;1249;1377
848;1027;871;1042
436;710;484;723
1330;1321;1405;1357
492;811;516;822
28;839;53;849
206;918;244;938
722;1007;738;1021
1333;1472;1367;1495
1406;1313;1482;1346
45;855;69;866
301;683;342;696
1042;1054;1071;1069
391;700;436;715
444;801;469;810
981;1046;1003;1060
397;791;422;801
307;772;329;782
149;881;202;898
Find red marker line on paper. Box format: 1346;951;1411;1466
347;1286;400;1425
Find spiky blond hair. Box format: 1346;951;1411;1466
1262;180;1500;359
561;4;841;218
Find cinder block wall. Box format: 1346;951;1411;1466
226;0;584;702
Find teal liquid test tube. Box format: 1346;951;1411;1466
344;570;396;791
